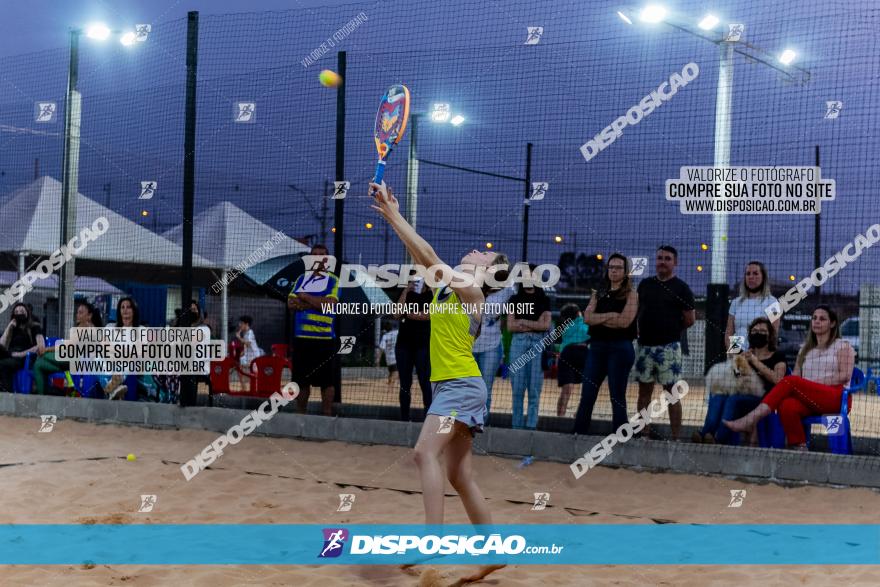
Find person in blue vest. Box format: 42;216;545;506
288;244;340;416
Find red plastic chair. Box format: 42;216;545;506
207;356;238;406
270;343;293;373
271;344;289;359
239;355;287;398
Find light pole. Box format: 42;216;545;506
404;103;466;262
58;23;140;335
59;28;82;336
619;5;810;369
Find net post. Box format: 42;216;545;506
181;11;199;309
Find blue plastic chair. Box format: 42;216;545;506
759;368;861;454
13;353;35;394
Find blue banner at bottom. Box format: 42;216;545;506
1;524;878;565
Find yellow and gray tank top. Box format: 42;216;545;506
429;285;482;382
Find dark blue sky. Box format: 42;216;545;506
0;0;352;57
1;0;877;295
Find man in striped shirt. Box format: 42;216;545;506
288;244;339;416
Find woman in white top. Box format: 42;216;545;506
725;261;779;351
724;305;855;449
472;286;513;413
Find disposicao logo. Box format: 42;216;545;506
319;528;349;558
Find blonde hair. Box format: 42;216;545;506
795;305;841;373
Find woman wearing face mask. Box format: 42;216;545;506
725;261;779;351
32;301;103;395
694;317;786;445
725;306;854;449
0;302;45;392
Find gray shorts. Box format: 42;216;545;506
427;376;488;434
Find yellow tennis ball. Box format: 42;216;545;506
127;453;136;461
319;70;342;88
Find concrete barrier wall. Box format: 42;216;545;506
3;393;879;489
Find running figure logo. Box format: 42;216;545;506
332;181;350;200
824;101;843;119
337;494;355;512
138;494;157;512
524;26;544;45
630;257;648;276
35;102;57;123
437;413;456;434
235;102;256;123
823;415;843;435
296;254;336;293
528;182;548;202
532;492;550;510
725;24;744;42
135;24;151;42
139;181;157;200
727;335;745;354
337;336;356;355
728;489;746;508
38;415;57;433
319;528;349;558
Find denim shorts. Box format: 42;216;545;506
427;376;488;434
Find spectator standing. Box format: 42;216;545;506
288;244;339;416
574;253;638;433
472;285;514;413
378;325;399;392
506;265;552;429
633;246;695;440
395;277;433;420
725;261;780;351
555;303;590;417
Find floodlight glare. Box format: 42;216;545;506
698;14;720;30
779;49;797;65
85;23;111;40
617;11;633;25
431;103;451;123
639;5;668;23
120;31;137;46
450;114;465;126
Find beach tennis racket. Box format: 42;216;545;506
372;84;411;188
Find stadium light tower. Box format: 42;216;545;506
58;24;139;335
405;104;466;234
617;5;810;370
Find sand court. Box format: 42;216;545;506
2;414;880;585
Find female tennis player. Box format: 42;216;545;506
371;182;509;580
371;180;509;523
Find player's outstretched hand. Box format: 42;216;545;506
370;182;400;221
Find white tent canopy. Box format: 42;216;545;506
162;201;309;267
0;176;216;267
162;201;310;342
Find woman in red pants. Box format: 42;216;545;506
724;305;854;449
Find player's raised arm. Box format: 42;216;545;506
370;182;489;305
